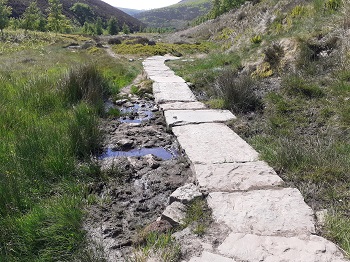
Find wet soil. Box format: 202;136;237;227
84;96;193;261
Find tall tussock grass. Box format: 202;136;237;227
61;64;110;115
0;63;110;261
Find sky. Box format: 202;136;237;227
101;0;181;10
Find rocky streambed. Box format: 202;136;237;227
84;95;193;261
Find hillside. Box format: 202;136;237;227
7;0;144;31
134;0;212;29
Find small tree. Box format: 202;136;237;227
122;22;130;34
47;0;71;33
21;1;42;33
0;0;12;38
107;17;118;35
70;2;94;26
95;17;103;35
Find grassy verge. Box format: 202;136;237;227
0;31;140;261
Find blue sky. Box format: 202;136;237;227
101;0;181;10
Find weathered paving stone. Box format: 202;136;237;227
149;75;187;83
160;102;207;111
192;161;283;192
208;188;315;236
172;123;259;164
164;109;236;127
218;233;347;262
161;201;187;226
169;183;202;204
153;82;197;103
188;251;237;262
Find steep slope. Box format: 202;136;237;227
134;0;212;29
7;0;144;31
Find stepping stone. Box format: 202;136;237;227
193;161;283;192
164;109;236;127
188;251;236;262
172;123;259;164
218;233;347;262
153;82;197;103
208;188;315;236
160;102;207;111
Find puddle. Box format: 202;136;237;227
100;147;178;160
119;103;153;123
105;101;154;124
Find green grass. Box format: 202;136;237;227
0;31;140;261
169;51;241;96
183;198;212;236
112;41;214;57
128;232;181;262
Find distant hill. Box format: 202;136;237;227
7;0;144;32
134;0;212;29
119;7;144;16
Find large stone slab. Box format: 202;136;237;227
160;102;207;111
172;123;259;164
208;188;315;236
146;71;176;78
188;251;236;262
153;82;197;103
164;109;236;127
218;233;347;262
193;161;283;192
149;75;186;83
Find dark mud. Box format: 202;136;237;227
85;97;192;261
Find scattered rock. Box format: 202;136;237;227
144;154;160;169
316;209;328;227
169;183;202;204
115;99;128;106
116;139;134;149
161;201;187;226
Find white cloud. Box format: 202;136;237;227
101;0;181;10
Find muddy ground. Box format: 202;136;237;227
84;95;193;261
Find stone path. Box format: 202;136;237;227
142;56;349;262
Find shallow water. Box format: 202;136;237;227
100;147;177;160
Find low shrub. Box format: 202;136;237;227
214;69;263;113
108;37;122;45
264;43;284;68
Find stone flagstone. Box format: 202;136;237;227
188;251;237;262
142;56;349;262
193;161;283;192
149;75;186;83
218;233;347;262
159;101;207;111
172;123;259;164
164;109;236;127
153;82;197;103
208;188;315;236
